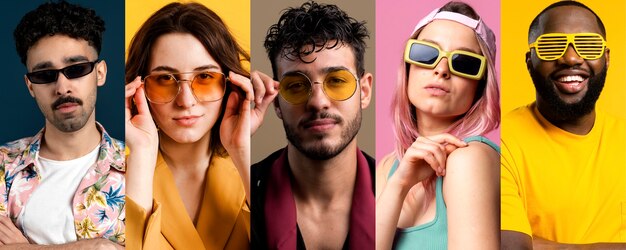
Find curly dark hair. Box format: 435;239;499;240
264;1;369;78
13;0;105;65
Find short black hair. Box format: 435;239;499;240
528;0;606;43
14;0;105;65
264;1;369;78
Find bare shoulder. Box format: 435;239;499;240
443;141;500;247
447;141;499;172
443;141;500;199
375;152;398;198
377;152;397;178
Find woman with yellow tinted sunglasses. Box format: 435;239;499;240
376;1;500;249
124;2;277;249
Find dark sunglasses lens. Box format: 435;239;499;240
409;43;440;65
63;63;94;79
451;54;482;76
27;70;58;84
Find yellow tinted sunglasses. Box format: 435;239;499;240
404;39;486;80
529;33;606;61
279;69;358;105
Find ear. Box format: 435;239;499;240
95;60;107;87
358;72;373;109
604;47;610;69
525;51;532;73
273;98;283;119
24;75;35;98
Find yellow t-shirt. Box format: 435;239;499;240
501;103;626;243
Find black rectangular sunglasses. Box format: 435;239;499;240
26;60;100;84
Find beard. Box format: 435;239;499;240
283;110;361;160
39;95;93;133
530;65;607;122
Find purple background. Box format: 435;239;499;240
375;0;501;161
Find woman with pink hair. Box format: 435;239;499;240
376;2;500;249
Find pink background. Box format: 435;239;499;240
375;0;501;161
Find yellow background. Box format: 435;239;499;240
501;0;626;119
125;0;250;70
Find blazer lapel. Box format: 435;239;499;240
195;154;246;249
153;152;205;249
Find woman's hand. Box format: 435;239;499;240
125;77;159;151
220;71;278;204
376;133;466;250
125;77;159;212
389;133;467;191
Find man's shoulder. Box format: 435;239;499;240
106;136;125;154
600;112;626;132
252;148;285;170
0;136;37;163
501;104;540;139
361;150;375;172
98;123;125;154
503;104;535;123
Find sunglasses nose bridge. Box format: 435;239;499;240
432;52;452;79
559;42;585;65
173;80;198;107
53;71;74;95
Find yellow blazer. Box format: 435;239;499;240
126;152;250;249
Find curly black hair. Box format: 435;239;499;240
264;1;369;78
13;0;105;65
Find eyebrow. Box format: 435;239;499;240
31;55;91;71
150;64;221;73
421;39;482;54
281;66;353;78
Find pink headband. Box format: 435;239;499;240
412;8;496;62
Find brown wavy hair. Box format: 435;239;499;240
126;2;249;156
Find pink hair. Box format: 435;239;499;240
390;29;500;196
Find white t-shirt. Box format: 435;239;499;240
19;146;100;245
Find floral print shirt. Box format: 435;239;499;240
0;123;125;245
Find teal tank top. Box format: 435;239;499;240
387;135;499;250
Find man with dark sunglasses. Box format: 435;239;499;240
0;1;124;248
501;1;626;248
250;1;375;249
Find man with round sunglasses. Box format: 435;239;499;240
0;1;124;248
250;1;374;249
501;1;626;248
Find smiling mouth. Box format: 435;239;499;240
553;74;588;94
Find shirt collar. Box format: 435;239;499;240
14;122;125;174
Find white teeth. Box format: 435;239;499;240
558;75;584;82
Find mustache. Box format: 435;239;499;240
550;65;592;77
52;96;83;110
300;111;343;126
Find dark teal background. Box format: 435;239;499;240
0;0;124;143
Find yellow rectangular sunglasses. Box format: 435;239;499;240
529;32;606;61
404;39;486;80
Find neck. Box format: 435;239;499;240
415;111;459;136
159;131;212;173
535;102;596;135
39;114;100;161
287;140;358;203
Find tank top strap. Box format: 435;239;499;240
463;135;500;153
